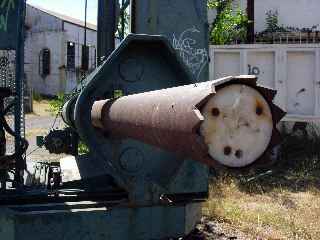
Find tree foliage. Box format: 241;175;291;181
208;0;249;45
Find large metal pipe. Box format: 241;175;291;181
91;77;285;168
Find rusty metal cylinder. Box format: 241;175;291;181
91;78;285;168
91;82;212;166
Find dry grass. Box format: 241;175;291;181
31;99;52;117
203;124;320;240
204;176;320;239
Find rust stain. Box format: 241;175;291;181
211;107;220;117
235;149;243;159
224;146;232;156
255;99;264;116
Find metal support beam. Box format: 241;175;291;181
14;0;26;187
247;0;255;43
97;0;117;65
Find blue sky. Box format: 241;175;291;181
27;0;98;24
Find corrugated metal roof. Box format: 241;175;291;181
27;4;97;31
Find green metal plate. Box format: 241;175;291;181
0;0;20;50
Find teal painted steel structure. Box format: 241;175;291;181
14;0;26;187
130;0;210;196
0;0;26;187
0;202;201;239
0;0;20;50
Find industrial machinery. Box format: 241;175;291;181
0;1;285;240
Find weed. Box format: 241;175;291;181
48;93;65;115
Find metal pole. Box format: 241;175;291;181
120;0;125;40
97;0;116;66
247;0;255;43
14;0;26;187
81;0;88;71
84;0;87;53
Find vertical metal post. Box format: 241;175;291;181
120;0;125;40
14;0;26;187
129;0;136;33
84;0;87;48
82;0;89;71
97;0;116;66
247;0;255;43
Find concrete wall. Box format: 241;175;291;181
25;5;64;96
255;0;320;33
25;31;65;95
208;0;320;33
210;44;320;122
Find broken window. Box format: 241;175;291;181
39;48;50;77
67;41;75;70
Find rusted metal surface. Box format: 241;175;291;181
92;80;214;166
92;76;286;168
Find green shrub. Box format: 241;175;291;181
48;93;65;115
78;141;89;155
208;0;249;45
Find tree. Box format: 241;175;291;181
208;0;249;45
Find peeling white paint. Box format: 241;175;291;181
201;84;273;167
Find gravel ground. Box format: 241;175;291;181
161;217;251;240
25;113;65;162
195;217;251;240
23;101;66;163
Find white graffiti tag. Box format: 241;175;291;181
173;26;208;80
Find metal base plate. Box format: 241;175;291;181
0;201;201;240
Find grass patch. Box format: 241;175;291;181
204;176;320;239
48;93;65;115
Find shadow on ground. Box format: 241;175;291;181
212;123;320;194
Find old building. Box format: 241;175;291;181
25;4;97;96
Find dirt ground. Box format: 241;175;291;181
25;100;65;162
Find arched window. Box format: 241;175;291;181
39;48;50;77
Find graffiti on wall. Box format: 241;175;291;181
173;26;208;81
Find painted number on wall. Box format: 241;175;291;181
248;64;260;76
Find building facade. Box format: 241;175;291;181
25;4;97;96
